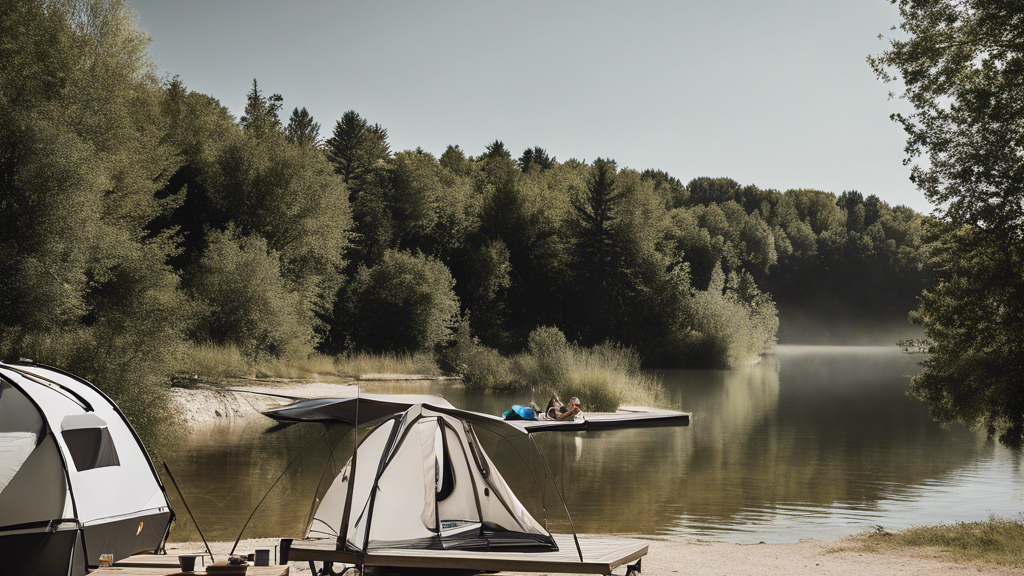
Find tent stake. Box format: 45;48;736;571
163;462;215;563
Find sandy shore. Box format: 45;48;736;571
164;536;1017;576
169;376;457;428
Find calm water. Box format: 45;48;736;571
160;346;1024;544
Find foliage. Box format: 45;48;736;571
870;0;1024;446
0;0;192;433
325;110;391;189
285;106;321;148
180;342;253;379
444;324;660;411
345;250;460;353
190;229;314;358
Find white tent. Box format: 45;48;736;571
264;395;558;553
0;362;173;575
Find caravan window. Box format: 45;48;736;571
61;414;120;471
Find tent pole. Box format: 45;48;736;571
229;431;326;556
163;462;215;563
361;412;408;553
530;434;584;563
337;394;359;551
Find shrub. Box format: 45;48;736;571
441;319;519;390
190;229;314;359
345;250;460;353
443;324;660;410
180;342;253;379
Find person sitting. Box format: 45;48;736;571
545;395;582;421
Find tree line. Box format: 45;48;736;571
0;0;931;418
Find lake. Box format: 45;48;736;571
160;345;1024;544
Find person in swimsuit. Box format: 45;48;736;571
545;395;581;421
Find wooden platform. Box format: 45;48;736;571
91;567;287;576
282;534;647;574
96;555;287;575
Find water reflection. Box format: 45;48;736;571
159;346;1024;544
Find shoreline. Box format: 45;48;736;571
164;534;1018;576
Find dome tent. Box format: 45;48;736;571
263;394;558;554
0;361;173;575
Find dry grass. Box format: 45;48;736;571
180;343;253;379
333;351;439;378
255;353;338;379
834;518;1024;567
181;344;436;381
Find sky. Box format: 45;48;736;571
132;0;929;213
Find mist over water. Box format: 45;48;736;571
159;346;1024;544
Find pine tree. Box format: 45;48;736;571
239;79;283;137
324;110;391;189
285;106;321;147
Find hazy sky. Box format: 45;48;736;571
132;0;928;212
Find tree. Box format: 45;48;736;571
285;106;321;147
567;158;627;343
191;229;312;358
345;251;460;353
324;110;390;189
518;146;556;171
870;0;1024;447
239;79;283;138
481;140;511;161
0;0;194;431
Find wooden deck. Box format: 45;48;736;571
94;554;287;575
91;567;287;576
283;534;647;574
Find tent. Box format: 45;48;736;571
264;394;556;553
264;393;690;575
0;361;173;575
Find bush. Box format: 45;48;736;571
345;250;460;353
677;268;778;368
441;319;519;390
190;229;314;359
443;324;660;410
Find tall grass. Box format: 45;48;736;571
333;351;439;378
179;343;437;381
444;324;660;411
843;517;1024;567
180;342;253;379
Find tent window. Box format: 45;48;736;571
436;425;455;501
62;427;119;471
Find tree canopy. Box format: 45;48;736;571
871;0;1024;447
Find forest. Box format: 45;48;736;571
0;0;932;422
